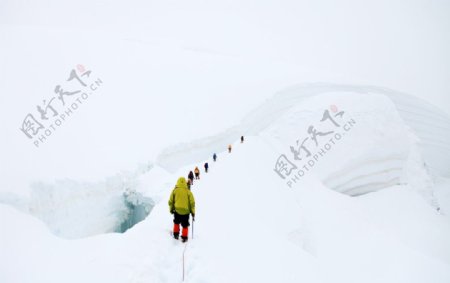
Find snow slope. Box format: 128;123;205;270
188;138;450;283
2;134;450;282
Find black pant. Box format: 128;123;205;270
174;212;190;227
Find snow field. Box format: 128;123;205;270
2;132;450;282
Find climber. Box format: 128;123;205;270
228;144;232;153
213;153;217;162
194;166;200;179
204;162;209;173
168;177;196;242
188;171;194;185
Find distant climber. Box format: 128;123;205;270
228;144;232;153
241;136;244;143
204;162;209;173
188;171;194;185
194;166;200;179
168;177;195;242
213;153;217;162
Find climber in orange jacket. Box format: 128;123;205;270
194;166;200;180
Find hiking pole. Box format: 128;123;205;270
192;216;195;239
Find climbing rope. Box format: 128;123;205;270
182;242;188;281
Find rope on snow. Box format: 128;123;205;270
182;242;188;281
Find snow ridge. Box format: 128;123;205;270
156;83;448;197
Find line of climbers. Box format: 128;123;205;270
168;136;245;242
